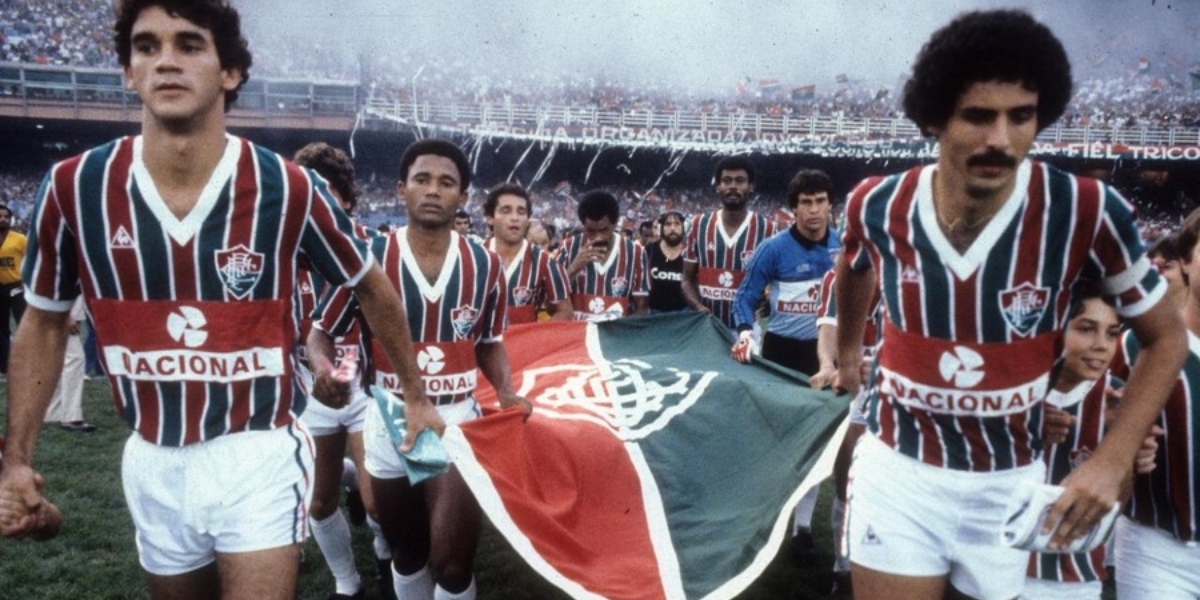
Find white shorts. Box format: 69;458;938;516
1019;577;1101;600
1115;516;1200;599
122;424;315;576
363;397;480;480
300;387;369;437
847;435;1044;600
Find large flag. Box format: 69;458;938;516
444;313;849;600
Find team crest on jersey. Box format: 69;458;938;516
214;244;264;299
901;264;920;284
512;286;534;306
611;277;629;297
999;282;1049;337
110;225;135;249
451;305;479;339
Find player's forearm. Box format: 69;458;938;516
475;341;515;396
817;324;838;370
833;259;874;364
631;296;649;316
680;262;706;311
3;307;70;467
305;326;337;378
353;266;427;405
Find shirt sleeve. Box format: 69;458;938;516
841;178;881;273
733;237;772;330
631;242;649;297
1089;183;1164;318
538;247;570;304
683;215;701;264
297;164;374;289
23;165;78;312
481;251;508;343
816;269;838;327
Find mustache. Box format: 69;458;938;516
967;151;1017;169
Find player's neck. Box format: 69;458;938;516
1183;298;1200;338
719;206;748;233
931;171;1008;253
139;117;229;219
492;236;523;266
659;240;682;260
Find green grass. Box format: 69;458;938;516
0;381;839;599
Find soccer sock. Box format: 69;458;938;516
792;486;819;533
433;578;477;600
367;515;392;560
341;457;359;489
310;511;362;595
831;497;850;573
394;564;434;600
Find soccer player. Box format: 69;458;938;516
453;208;472;237
0;3;434;600
558;191;650;321
309;139;531;600
482;182;572;324
681;156;778;329
1110;207;1200;599
833;10;1185;600
731;168;839;375
292;141;390;600
0;203;26;376
645;210;688;313
1147;234;1187;311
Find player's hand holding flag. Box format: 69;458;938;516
731;330;754;363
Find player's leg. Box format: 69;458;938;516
213;545;302;600
373;474;434;599
425;464;482;597
350;427;396;600
143;563;220;600
309;428;363;597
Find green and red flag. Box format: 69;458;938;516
444;313;848;600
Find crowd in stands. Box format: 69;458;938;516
2;0;1198;128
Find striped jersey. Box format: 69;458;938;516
1027;374;1112;583
733;226;840;340
486;238;569;325
1113;330;1200;542
557;232;648;322
24;135;372;446
316;229;506;405
842;160;1162;472
816;269;883;352
684;209;778;328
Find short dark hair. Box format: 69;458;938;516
638;220;654;233
784;169;833;210
0;204;10;218
398;139;471;192
1066;281;1116;322
484;182;530;217
902;9;1072;136
657;210;685;228
454;208;470;220
1147;234;1181;262
1177;208;1200;263
293;142;359;213
578;191;620;225
713;156;756;185
114;0;252;110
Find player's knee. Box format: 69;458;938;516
308;495;339;520
429;558;473;593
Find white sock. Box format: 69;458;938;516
367;515;392;560
394;564;434;600
341;457;359;489
831;497;850;573
792;486;820;533
434;578;476;600
310;511;361;595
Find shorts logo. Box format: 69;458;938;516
938;346;985;388
512;286;534;306
417;346;445;374
166;306;208;348
611;277;629;297
110;225;135;249
214;244;264;299
451;305;479;339
999;282;1049;337
862;525;882;546
718;271;734;288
